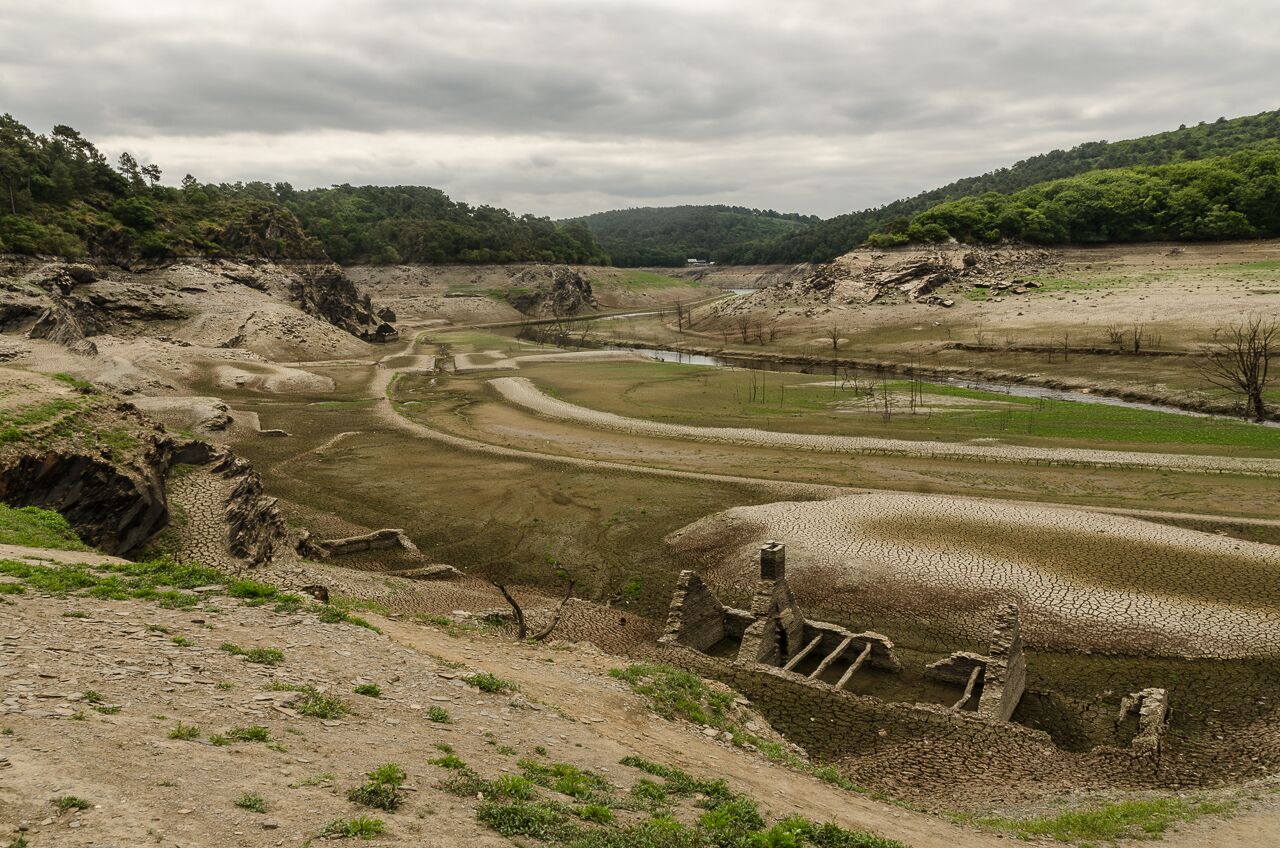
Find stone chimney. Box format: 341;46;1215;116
759;541;785;580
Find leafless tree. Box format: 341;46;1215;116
735;314;755;344
490;568;576;642
1198;314;1278;421
1131;322;1146;354
825;325;843;389
674;301;686;332
1104;324;1127;350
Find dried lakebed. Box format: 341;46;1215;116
488;376;1280;477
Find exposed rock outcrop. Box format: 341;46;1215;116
288;263;399;343
505;265;598;316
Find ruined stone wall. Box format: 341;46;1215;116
655;643;1172;802
660;571;730;652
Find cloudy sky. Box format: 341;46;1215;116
3;0;1278;219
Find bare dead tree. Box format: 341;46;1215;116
674;301;686;332
490;569;577;642
735;314;754;344
1104;324;1127;350
1198;314;1278;421
1061;330;1071;363
825;325;843;390
1131;322;1146;354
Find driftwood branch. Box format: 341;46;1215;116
492;582;527;640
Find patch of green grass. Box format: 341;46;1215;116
170;635;193;647
53;795;91;814
964;797;1235;844
426;705;451;723
234;793;267;813
169;721;201;741
348;763;407;811
575;802;615;824
609;664;733;728
0;504;88;550
477;799;578;842
294;688;347;719
226;725;272;744
318;604;382;632
321;816;385;839
466;672;517;694
519;759;613;802
429;753;468;770
0;582;25;595
219;642;284;666
62;609;89;618
354;683;382;698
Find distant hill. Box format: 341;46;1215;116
0;115;608;265
866;144;1280;246
721;109;1280;263
568;205;819;267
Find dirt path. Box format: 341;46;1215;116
489;376;1280;478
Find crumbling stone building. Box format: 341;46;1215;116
655;541;1173;794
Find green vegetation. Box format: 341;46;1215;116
962;796;1233;844
426;705;452;723
0;504;88;551
321;816;385;839
168;721;200;741
316;603;381;632
725;108;1280;263
449;753;905;848
0;115;607;264
218;643;285;666
869;147;1280;246
353;683;381;698
569;205;817;267
347;763;407;811
53;796;91;814
466;671;517;693
225;725;272;744
610;664;733;727
234;793;267;813
267;684;349;719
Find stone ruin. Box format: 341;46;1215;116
656;541;1177;789
661;541;903;692
923;603;1026;721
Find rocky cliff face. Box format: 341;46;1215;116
287;263;399;343
0;370;291;564
506;265;598;316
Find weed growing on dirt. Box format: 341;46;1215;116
226;725;271;744
168;722;200;740
53;796;91;814
219;643;284;665
321;816;385;839
426;706;451;723
466;672;516;693
234;793;267;813
354;683;381;698
348;763;407;811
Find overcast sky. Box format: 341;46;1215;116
3;0;1278;219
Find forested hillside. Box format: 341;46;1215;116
569;205;818;266
722;109;1280;263
0;115;607;265
866;146;1280;245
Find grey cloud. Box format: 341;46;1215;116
1;0;1277;218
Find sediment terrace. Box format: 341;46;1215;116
489;376;1280;477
